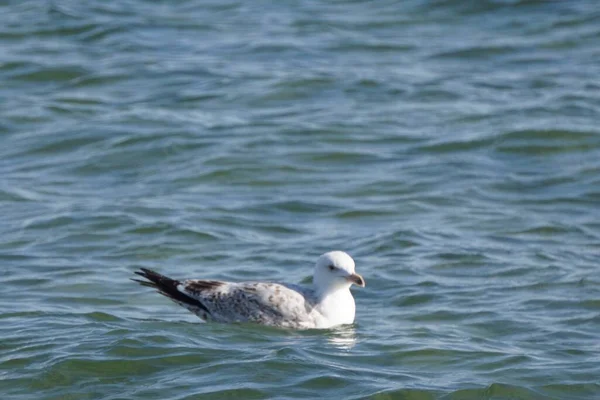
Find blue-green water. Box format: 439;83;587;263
1;1;599;399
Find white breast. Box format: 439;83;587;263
313;289;356;329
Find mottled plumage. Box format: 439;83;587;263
133;251;365;329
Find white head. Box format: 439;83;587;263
313;251;365;294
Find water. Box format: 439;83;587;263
1;0;599;398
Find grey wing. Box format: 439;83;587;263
181;280;317;327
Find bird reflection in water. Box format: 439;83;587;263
326;325;357;350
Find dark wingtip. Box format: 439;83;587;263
132;268;174;290
131;268;211;315
131;277;156;288
133;268;168;283
139;267;153;274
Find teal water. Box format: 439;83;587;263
1;0;600;399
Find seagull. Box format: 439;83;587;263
132;251;365;329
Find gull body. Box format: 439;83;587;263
133;251;365;329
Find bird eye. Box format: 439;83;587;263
328;265;335;271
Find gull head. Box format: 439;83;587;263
313;251;365;293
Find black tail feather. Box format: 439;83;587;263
130;278;156;289
132;268;211;315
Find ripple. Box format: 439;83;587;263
12;66;89;83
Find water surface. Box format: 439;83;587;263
1;0;599;399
